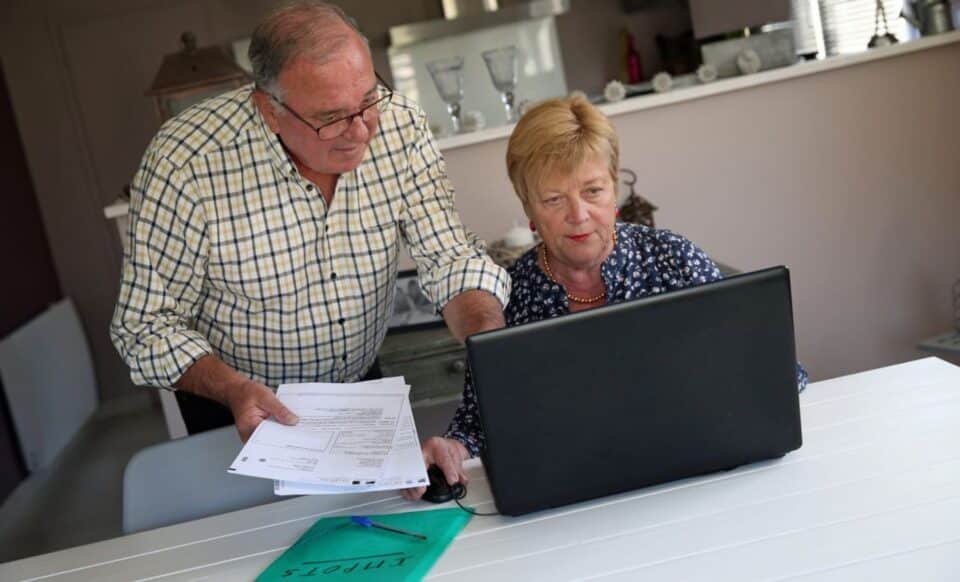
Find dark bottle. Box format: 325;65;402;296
623;29;643;83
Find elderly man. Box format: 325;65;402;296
110;1;508;441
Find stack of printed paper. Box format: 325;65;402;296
228;377;429;494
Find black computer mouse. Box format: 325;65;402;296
422;465;465;503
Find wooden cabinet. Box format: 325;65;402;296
378;327;466;405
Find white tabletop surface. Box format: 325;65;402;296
3;357;960;581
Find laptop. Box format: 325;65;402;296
466;266;802;516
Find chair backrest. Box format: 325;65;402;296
0;299;97;472
122;425;277;534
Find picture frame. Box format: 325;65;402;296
387;270;445;332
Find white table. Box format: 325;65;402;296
4;357;960;581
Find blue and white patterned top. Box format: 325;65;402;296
444;222;808;457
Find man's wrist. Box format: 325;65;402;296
219;377;251;409
176;355;252;408
442;289;506;343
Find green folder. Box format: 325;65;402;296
257;508;472;581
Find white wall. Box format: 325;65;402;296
442;40;960;381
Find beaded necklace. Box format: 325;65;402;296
539;229;616;305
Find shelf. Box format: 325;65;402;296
917;330;960;355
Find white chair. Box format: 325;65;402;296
157;390;188;439
122;426;277;534
0;300;97;472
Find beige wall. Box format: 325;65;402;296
1;0;957;401
444;41;960;381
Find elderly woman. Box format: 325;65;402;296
404;96;807;499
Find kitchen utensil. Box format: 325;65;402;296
902;0;955;36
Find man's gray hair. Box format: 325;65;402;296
248;1;368;96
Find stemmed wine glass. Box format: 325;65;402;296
426;56;465;134
481;46;519;123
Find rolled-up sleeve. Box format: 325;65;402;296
109;150;212;388
398;110;510;312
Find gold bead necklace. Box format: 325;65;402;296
539;229;616;305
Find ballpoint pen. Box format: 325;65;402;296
350;516;428;541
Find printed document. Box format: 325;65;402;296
228;377;424;487
274;396;428;495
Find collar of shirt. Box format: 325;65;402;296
248;88;314;181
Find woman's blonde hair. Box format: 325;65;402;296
506;95;619;206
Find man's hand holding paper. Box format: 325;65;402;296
228;377;428;492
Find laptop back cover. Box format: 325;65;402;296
467;266;802;516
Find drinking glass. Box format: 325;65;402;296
481;46;519;123
426;56;465;134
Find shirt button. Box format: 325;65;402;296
306;184;314;191
338;318;345;325
341;355;347;362
330;272;337;280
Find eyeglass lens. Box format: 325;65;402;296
315;87;391;139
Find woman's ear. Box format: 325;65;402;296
252;90;282;134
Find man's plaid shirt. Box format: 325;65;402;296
110;86;509;389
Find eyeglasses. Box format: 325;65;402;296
261;72;393;140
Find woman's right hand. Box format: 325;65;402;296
401;437;470;501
